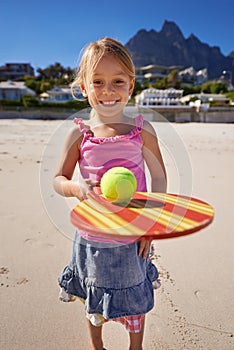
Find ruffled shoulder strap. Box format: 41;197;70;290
73;118;90;134
135;115;144;129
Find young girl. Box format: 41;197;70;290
54;37;167;350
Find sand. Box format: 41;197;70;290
0;117;234;350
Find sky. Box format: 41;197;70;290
1;0;234;71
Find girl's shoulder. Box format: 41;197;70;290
134;115;155;133
63;119;85;150
141;118;158;143
134;114;153;132
73;118;91;134
142;118;154;131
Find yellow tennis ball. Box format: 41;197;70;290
100;167;137;204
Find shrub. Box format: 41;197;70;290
0;99;23;107
21;95;39;107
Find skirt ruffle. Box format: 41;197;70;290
58;232;159;319
58;265;155;319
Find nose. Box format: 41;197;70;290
103;82;114;94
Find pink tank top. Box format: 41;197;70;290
74;114;147;192
74;115;147;244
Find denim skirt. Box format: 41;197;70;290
58;231;158;319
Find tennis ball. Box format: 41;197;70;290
100;167;137;204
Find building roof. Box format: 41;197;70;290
180;93;230;103
46;87;71;95
0;81;26;89
0;81;36;95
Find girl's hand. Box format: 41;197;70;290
84;178;100;190
77;178;99;201
138;238;153;259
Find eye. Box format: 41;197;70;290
92;80;103;86
114;79;125;85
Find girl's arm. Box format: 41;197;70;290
138;121;167;259
141;120;167;193
53;127;86;201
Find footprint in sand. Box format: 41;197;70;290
0;266;9;275
24;237;54;247
0;267;10;287
0;267;29;287
16;277;29;285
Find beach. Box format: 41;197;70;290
0;117;234;350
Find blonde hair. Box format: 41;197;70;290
71;37;135;99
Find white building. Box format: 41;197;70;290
178;66;208;85
135;88;184;106
135;64;182;83
45;87;73;102
0;81;36;100
43;86;83;102
196;68;208;85
0;63;34;80
180;93;231;109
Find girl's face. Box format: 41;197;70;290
81;54;134;118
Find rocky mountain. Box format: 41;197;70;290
125;20;234;82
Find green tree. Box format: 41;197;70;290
225;91;234;102
210;82;227;94
133;81;142;96
24;79;42;95
201;81;227;94
40;81;52;92
155;77;168;89
168;69;179;88
182;85;201;96
37;63;73;81
21;94;39;107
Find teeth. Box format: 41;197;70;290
102;101;116;105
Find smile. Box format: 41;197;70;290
101;101;117;105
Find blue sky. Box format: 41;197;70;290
1;0;234;71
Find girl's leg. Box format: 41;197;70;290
128;317;145;350
86;319;104;350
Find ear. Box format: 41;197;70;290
79;83;88;97
129;78;135;97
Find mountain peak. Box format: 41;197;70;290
161;20;184;40
188;33;200;41
125;20;234;82
162;20;179;31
